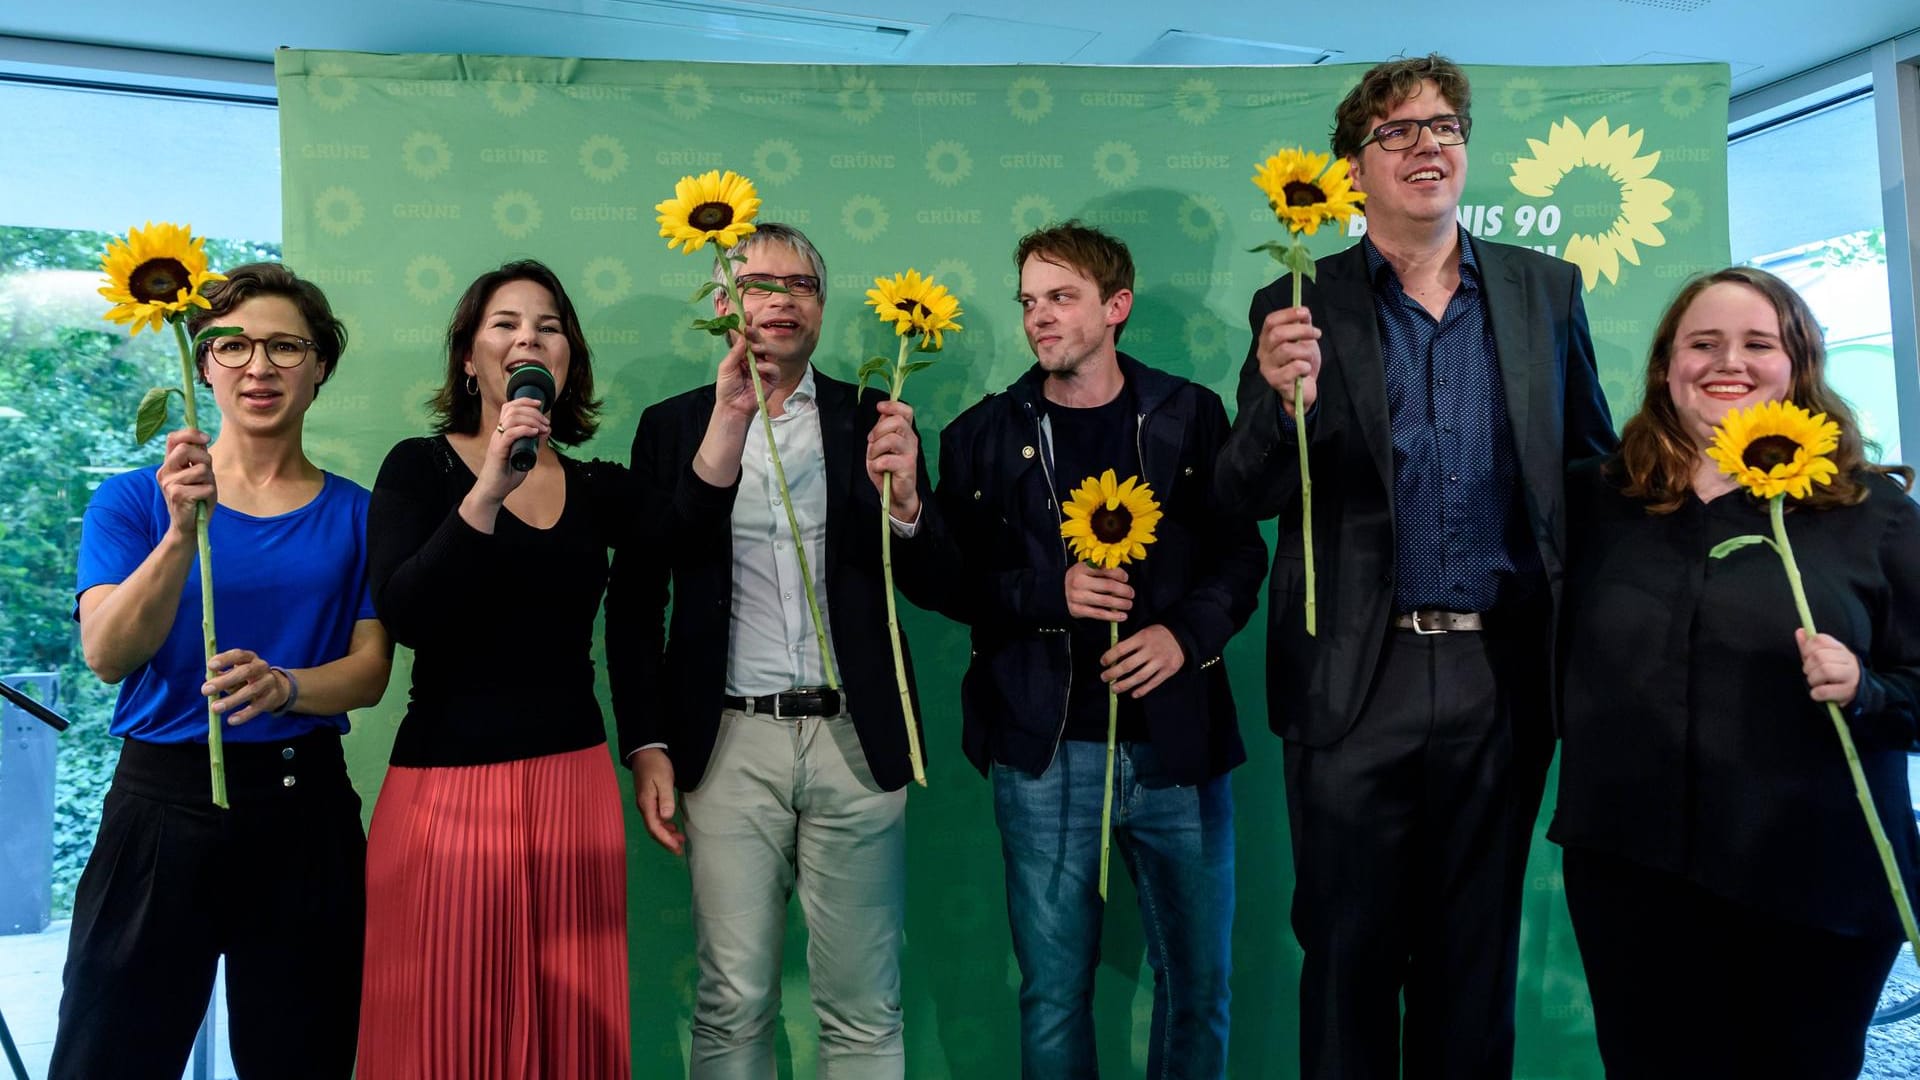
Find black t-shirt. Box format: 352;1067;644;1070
1045;383;1151;744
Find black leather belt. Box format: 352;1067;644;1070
724;688;843;719
1393;609;1485;634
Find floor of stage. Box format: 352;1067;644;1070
0;921;232;1080
1;919;1918;1078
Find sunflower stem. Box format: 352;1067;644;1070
883;336;926;786
172;317;226;810
1291;261;1316;637
713;242;839;691
1769;495;1920;955
1099;620;1118;901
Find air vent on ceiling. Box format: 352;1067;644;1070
1138;30;1340;67
458;0;918;57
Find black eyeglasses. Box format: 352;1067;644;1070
1357;114;1471;152
736;273;822;297
202;333;317;369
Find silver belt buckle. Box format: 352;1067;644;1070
772;692;789;721
1410;610;1446;635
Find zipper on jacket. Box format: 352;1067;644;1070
1032;403;1075;775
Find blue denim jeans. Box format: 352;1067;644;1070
992;739;1235;1080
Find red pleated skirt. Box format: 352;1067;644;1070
356;744;631;1079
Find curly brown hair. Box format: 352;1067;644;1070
1330;54;1473;159
1615;266;1912;513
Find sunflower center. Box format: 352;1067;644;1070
1283;181;1327;208
1089;504;1134;544
1741;434;1802;471
689;202;735;231
129;258;191;303
894;299;929;319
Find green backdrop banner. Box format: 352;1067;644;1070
274;50;1729;1077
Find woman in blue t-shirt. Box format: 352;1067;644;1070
51;263;392;1080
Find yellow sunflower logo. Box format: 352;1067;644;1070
1184;310;1229;361
1010;193;1057;234
1706;400;1841;500
1061;469;1162;570
655;170;761;253
307;62;357;113
752;138;802;186
313;186;365;238
1176;194;1227;243
403;255;455;305
578;134;628;184
838;74;885;125
663;73;712;121
1173;78;1221;125
491;190;543;239
841;194;890;243
1665;187;1704;235
1007;76;1053;124
1508;116;1673;290
865;269;964;352
1499;77;1545;123
97;222;227;335
1661;72;1706;118
401;131;452;181
925;140;973;188
1092;141;1140;189
485;67;536;117
1251;149;1366;236
580;256;634;307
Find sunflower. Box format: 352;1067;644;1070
1508;116;1673;290
1061;470;1163;569
1252;149;1366;236
1706;400;1841;500
98;222;226;335
865;270;964;351
655;169;761;254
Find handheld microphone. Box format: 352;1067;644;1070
505;364;556;472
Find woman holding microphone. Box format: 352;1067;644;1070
357;260;645;1078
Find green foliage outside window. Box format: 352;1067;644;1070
0;225;278;912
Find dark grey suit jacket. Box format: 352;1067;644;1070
1215;235;1618;747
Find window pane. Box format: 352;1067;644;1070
0;79;279;1080
1730;96;1898;463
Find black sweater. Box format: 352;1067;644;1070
367;435;645;767
1551;457;1920;938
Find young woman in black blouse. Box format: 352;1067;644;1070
1552;266;1919;1079
356;260;643;1078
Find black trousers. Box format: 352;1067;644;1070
1563;846;1898;1080
48;732;367;1080
1285;626;1553;1080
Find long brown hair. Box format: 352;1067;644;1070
1616;265;1911;512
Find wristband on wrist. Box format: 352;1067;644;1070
268;666;300;716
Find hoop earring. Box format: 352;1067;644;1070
465;375;478;395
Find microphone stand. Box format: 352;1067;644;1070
0;678;69;732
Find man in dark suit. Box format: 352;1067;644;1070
1215;55;1617;1080
609;222;940;1080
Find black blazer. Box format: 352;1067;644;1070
607;369;944;792
1214;236;1617;747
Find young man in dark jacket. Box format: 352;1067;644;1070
932;221;1266;1078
